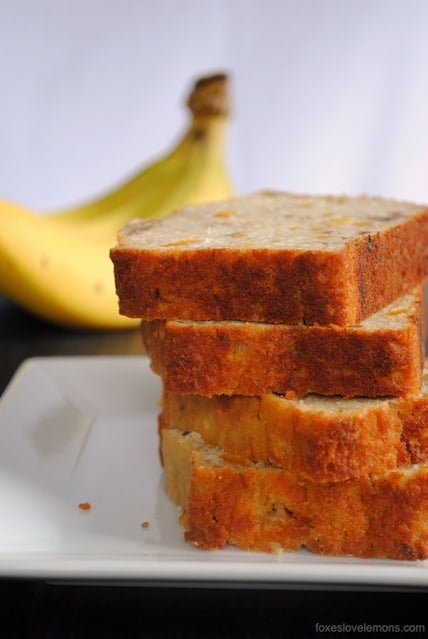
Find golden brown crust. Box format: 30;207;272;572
112;246;351;324
159;379;428;481
142;288;424;398
161;429;428;560
110;193;428;326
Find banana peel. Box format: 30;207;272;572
0;73;234;330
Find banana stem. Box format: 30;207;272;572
187;73;230;118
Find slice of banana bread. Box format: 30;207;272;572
159;358;428;482
111;191;428;325
143;288;424;399
161;428;428;560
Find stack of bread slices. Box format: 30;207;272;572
111;191;428;560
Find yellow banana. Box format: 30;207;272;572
0;198;137;329
0;73;234;330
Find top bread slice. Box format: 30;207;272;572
111;191;428;326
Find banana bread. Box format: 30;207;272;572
161;428;428;560
143;288;424;398
159;358;428;482
111;191;428;325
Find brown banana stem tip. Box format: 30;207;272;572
187;72;230;117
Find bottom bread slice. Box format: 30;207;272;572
161;428;428;561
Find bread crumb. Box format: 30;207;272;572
78;501;92;511
141;521;150;529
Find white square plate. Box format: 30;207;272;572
0;355;427;588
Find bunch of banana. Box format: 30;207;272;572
0;73;234;330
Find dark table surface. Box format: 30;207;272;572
0;296;427;638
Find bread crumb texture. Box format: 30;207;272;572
117;191;425;251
